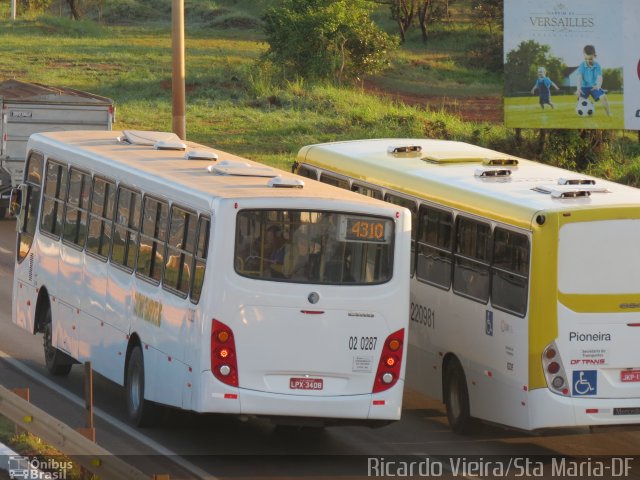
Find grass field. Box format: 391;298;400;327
0;0;639;183
505;94;625;130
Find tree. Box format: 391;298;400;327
504;40;565;95
377;0;447;43
262;0;398;82
603;68;623;91
417;0;447;43
19;0;51;12
471;0;502;34
378;0;417;44
67;0;81;19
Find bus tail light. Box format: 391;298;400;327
542;342;569;396
211;320;239;387
373;329;405;393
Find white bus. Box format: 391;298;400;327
294;138;640;432
11;130;411;427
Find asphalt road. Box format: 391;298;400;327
0;216;639;479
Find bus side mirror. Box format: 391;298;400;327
9;186;22;217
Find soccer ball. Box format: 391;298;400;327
576;98;594;116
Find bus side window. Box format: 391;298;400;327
112;187;141;271
164;205;197;297
385;193;417;275
416;205;453;289
191;216;210;304
63;168;91;249
491;228;530;316
87;177;115;260
352;183;382;200
17;152;44;262
453;217;491;303
137;197;169;284
297;165;318;180
319;173;349;190
40;160;68;239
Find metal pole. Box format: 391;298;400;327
172;0;186;140
11;0;16;20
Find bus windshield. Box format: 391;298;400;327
235;209;394;284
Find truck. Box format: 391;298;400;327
0;80;114;218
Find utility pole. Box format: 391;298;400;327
11;0;16;20
172;0;186;140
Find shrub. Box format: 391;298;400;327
262;0;398;82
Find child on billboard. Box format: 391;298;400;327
531;66;560;110
576;44;611;116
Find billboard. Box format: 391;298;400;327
504;0;640;130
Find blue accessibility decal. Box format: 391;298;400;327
572;370;597;396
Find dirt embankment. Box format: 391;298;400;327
362;79;503;123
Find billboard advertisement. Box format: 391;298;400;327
504;0;640;130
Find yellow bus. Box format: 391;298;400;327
294;138;640;432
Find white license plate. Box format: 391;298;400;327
621;370;640;382
289;377;323;390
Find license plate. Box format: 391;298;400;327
621;370;640;382
614;407;640;416
289;377;323;390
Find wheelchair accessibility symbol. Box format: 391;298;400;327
572;370;597;396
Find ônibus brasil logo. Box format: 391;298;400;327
7;456;72;479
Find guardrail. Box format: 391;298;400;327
0;383;150;479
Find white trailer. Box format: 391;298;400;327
0;80;114;217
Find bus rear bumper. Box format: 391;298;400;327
528;388;640;429
196;372;403;422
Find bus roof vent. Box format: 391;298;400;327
185;150;218;161
474;168;512;178
534;183;609;195
119;130;181;146
154;139;186;151
387;145;422;155
558;177;596;185
422;156;484;164
533;185;593;198
483;158;519;166
268;176;304;188
206;161;278;178
552;189;591;199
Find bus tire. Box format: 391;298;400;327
125;346;157;427
444;361;474;434
42;305;72;377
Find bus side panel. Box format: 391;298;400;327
160;297;196;410
84;256;125;386
410;271;531;430
35;235;65;350
13;256;37;334
104;266;134;385
465;308;530;430
130;277;184;409
58;244;83;359
407;280;447;401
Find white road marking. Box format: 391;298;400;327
0;349;215;480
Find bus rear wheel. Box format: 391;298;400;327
42;306;72;377
444;361;474;434
125;346;157;427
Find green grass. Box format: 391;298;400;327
0;1;639;185
505;94;625;130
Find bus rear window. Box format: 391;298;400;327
235;210;394;285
